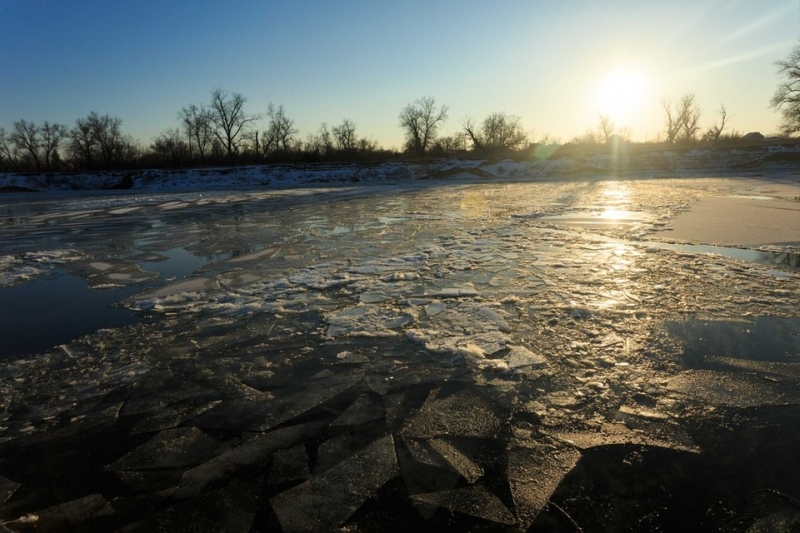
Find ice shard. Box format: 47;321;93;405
331;394;385;427
402;388;506;439
428;438;484;483
270;434;399;532
411;485;516;525
667;370;800;408
0;474;20;503
267;444;310;485
176;420;327;498
34;493;115;530
106;427;229;471
507;444;581;529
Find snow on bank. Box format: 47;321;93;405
1;145;798;192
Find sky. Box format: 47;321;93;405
1;1;798;150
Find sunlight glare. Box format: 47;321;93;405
594;68;647;123
599;208;631;219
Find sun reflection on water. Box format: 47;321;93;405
585;242;643;310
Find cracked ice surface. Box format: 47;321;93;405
0;175;799;531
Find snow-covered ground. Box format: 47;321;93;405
1;144;799;192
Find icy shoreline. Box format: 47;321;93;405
2;144;800;192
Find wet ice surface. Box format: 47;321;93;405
0;176;799;531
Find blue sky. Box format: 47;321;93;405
1;1;797;149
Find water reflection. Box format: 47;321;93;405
459;190;488;219
601;181;631;204
0;271;141;358
646;242;800;269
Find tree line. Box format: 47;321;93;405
3;43;800;174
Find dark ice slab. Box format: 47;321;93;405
269;434;399;532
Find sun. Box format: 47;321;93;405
594;68;647;123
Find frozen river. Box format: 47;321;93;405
1;174;799;531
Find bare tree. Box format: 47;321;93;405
678;94;702;142
88;112;125;167
771;44;800;136
66;112;129;169
356;137;379;152
570;129;600;145
598;115;615;143
208;89;258;164
262;103;297;156
661;94;702;143
10;120;41;170
462;117;484;152
151;128;190;167
616;127;632;142
69;115;98;169
303;132;323;157
319;123;334;156
178;104;213;161
273;104;297;153
333;119;357;151
0;128;18;169
462;112;528;152
704;104;729;142
436;133;467;154
118;135;141;167
41;122;67;170
660;97;682;143
483;112;528;151
398;96;448;155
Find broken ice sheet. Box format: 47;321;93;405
700;356;800;381
329;350;370;365
127;398;223;435
325;304;415;337
106;427;231;471
360;292;390;303
188;372;361;431
331;394;385;426
424;301;446;317
0;249;86;287
733;490;800;532
409;302;515;362
411;485;516;526
507;444;582;529
404;438;451;470
428;438;484;483
176;420;327;498
315;429;391;474
270;434;399;532
667;370;800;408
0;254;40;287
397;438;462;498
432;286;480;298
402;388;506;439
141;477;261;533
34;493;115;530
129;276;217;313
505;345;547;369
267;444;310;485
552;422;700;454
0;474;21;503
115;469;184;495
70;259;158;288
